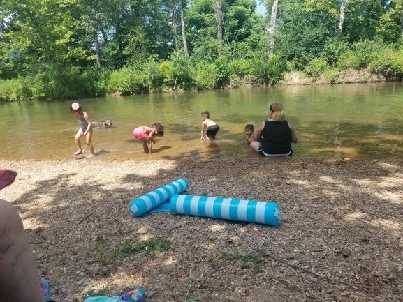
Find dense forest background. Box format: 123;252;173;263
0;0;402;101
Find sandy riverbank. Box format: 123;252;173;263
0;158;402;301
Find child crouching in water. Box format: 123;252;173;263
200;111;219;141
244;124;255;145
132;123;164;153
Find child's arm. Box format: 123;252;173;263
83;112;92;135
253;122;265;142
291;127;298;144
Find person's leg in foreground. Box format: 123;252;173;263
0;200;43;302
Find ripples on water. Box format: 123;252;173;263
1;83;402;160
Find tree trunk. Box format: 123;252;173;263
338;0;348;34
267;0;279;54
172;9;178;51
94;32;101;67
180;2;189;56
213;0;224;50
400;8;403;33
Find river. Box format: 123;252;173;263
1;83;402;160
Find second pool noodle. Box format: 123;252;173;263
129;178;189;217
169;195;281;226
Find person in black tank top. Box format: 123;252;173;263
260;120;293;156
249;103;298;157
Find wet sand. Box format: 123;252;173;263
0;158;402;301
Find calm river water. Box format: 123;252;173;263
1;83;402;160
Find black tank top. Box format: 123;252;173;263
260;120;292;154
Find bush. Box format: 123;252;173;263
323;68;340;84
0;78;32;102
370;47;403;79
229;58;252;78
352;40;382;67
305;58;329;78
144;59;164;91
170;51;193;90
159;61;174;87
251;53;287;85
337;50;362;70
322;39;349;66
108;67;148;95
193;63;218;89
214;56;231;88
28;65;106;99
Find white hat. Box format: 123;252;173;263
71;102;81;111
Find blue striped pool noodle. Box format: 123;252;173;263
169;195;281;226
129;179;189;217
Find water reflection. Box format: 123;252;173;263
0;82;402;160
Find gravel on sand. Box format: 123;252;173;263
0;158;402;302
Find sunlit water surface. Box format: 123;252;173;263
1;83;402;160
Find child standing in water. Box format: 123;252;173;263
200;111;219;141
132;123;164;153
71;102;95;156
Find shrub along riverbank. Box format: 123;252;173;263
1;41;402;102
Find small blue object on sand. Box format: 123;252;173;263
41;278;53;302
128;179;189;217
84;288;145;302
169;195;281;226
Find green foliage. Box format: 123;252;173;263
337;51;361;70
145;59;164;91
214;56;232;88
343;0;384;43
376;8;402;44
170;51;194;90
337;40;383;70
0;0;402;101
370;47;403;79
276;0;338;68
229;58;252;78
108;67;148;95
0;79;32;102
323;68;340;84
305;58;329;78
193;63;219;89
250;53;287;85
322;39;349;66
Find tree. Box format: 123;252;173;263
338;0;348;34
180;0;189;55
213;0;225;49
267;0;279;53
275;0;338;67
343;0;383;42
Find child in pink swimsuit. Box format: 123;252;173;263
132;122;164;153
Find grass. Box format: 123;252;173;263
116;238;173;257
221;249;265;272
184;298;201;302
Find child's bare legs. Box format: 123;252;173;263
142;141;149;153
85;130;95;155
74;129;83;155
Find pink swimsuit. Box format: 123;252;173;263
133;127;146;141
